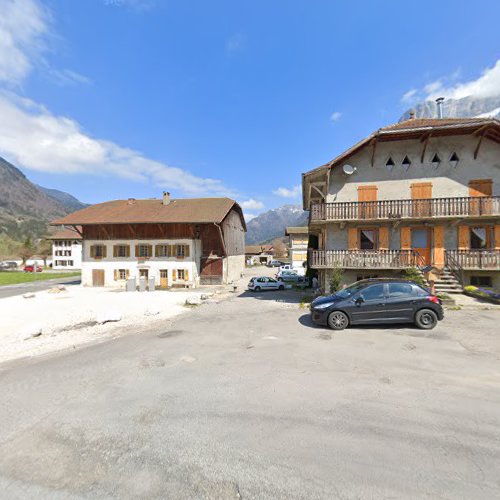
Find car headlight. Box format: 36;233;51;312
313;302;334;310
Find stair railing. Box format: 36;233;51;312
444;250;464;287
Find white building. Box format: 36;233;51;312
51;194;246;288
285;227;308;275
49;228;82;270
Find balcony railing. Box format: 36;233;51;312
310;196;500;222
445;250;500;270
309;249;425;269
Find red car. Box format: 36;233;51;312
24;265;42;272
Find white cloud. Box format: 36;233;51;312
0;92;236;197
244;213;257;222
0;0;49;85
330;111;342;122
240;198;264;210
273;185;301;198
103;0;157;11
48;68;93;86
401;88;417;104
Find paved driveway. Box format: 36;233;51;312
0;275;81;299
0;285;499;499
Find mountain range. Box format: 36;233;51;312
0;157;87;241
245;204;308;244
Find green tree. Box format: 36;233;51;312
19;237;34;265
329;265;344;294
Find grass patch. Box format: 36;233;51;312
0;271;81;286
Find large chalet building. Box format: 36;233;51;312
303;116;500;291
52;193;246;288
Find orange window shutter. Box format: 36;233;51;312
114;269;118;281
113;246;117;258
458;226;469;250
400;227;411;250
469;179;492;197
102;246;107;258
135;245;140;257
90;245;96;258
357;185;378;202
172;269;177;281
494;225;500;250
185;245;190;257
185;269;189;281
348;228;358;250
433;226;445;267
155;245;159;257
379;227;389;250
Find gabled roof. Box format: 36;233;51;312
245;245;274;255
48;227;82;240
51;197;246;230
285;226;308;235
304;117;500;177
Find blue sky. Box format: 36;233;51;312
1;0;500;219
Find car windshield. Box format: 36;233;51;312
334;281;371;299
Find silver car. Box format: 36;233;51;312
248;276;285;291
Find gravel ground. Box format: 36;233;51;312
0;274;499;499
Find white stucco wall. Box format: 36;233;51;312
52;240;82;270
223;254;245;283
81;239;201;288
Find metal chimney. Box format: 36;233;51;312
436;97;445;119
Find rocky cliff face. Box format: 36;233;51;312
400;95;500;121
246;204;308;244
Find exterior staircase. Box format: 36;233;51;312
433;267;463;294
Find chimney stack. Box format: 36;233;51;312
436;97;445;119
162;191;171;205
409;109;416;120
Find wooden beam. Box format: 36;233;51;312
70;225;83;237
127;224;135;238
420;132;432;163
370;137;378;167
311;184;326;199
101;225;111;239
474;134;485;159
473;124;490;136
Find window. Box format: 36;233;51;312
114;245;129;258
115;269;128;280
411;229;428;248
177;269;185;280
449;152;459;168
401;155;412;170
470;276;492;287
156;245;169;257
388;283;413;297
176;244;189;258
431;153;441;168
91;245;106;259
139;269;149;279
137;244;152;258
359;229;377;250
470;227;489;249
385;157;395;171
361;284;385;301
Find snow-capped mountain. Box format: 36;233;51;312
400;95;500;121
245;204;308;244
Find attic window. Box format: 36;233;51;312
385;157;395;171
449;152;460;168
431;153;441;168
401;155;412;170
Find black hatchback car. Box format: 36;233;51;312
310;278;444;330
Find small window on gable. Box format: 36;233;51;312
431;153;441;168
449;152;460;168
401;155;412;170
385;157;395;171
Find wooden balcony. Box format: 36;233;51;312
445;250;500;270
310;196;500;222
309;249;424;269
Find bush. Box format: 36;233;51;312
463;285;478;293
402;267;426;287
329;266;343;294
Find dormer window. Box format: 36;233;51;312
449;152;459;168
401;155;412;170
385;157;395;171
431;153;441;169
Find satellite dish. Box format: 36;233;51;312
343;164;356;175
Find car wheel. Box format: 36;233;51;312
415;309;438;330
327;311;349;331
278;285;284;290
254;286;261;292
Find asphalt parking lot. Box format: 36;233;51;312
0;280;499;499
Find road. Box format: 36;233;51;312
0;275;81;299
0;277;499;499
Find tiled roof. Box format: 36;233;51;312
285;226;308;235
51;198;245;227
48;227;82;240
381;117;491;131
245;245;274;254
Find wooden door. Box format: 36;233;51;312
469;179;492;215
200;258;223;284
411;228;431;265
159;269;168;288
92;269;105;287
411;183;432;217
358;185;378;219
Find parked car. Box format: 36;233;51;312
295;276;310;289
267;260;284;268
279;264;293;272
0;261;18;270
23;265;42;273
276;270;300;282
248;276;285;291
310;278;443;330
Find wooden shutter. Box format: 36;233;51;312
469;179;492;197
135;245;140;257
400;227;411;250
458;225;469;250
102;246;107;258
172;269;177;281
185;269;189;281
147;245;152;257
379;227;389;250
348;228;358;250
126;269;130;279
185;245;190;257
125;245;130;257
113;245;118;257
90;245;96;258
411;182;432;199
114;269;118;281
433;225;445;267
155;245;160;257
167;245;173;257
357;185;378;202
495;226;500;250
